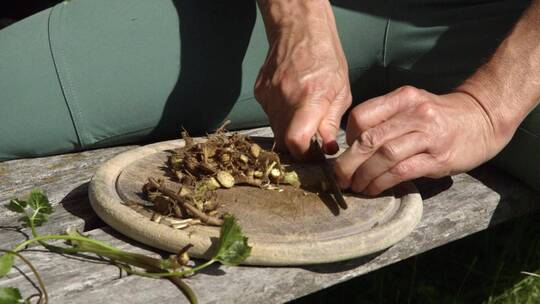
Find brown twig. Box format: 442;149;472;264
148;178;223;226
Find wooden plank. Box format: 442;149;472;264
0;127;273;249
0;145;135;211
1;166;538;303
0;146;135;249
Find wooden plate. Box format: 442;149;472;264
89;138;422;266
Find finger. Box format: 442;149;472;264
318;95;350;155
350;132;429;192
285;100;330;160
346;86;425;145
364;153;440;196
333;114;424;189
267;111;288;153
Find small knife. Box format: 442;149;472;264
310;135;348;210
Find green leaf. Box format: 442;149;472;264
0;287;22;304
5;199;26;214
212;215;251;266
30;213;49;227
0;254;14;277
27;189;52;214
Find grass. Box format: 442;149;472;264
292;211;540;304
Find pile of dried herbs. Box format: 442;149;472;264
143;123;300;227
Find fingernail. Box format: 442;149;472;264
323;141;339;155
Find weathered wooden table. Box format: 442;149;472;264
1;127;539;303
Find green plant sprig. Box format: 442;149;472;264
0;189;251;304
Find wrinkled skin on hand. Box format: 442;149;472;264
254;0;351;159
254;0;540;195
333;86;515;196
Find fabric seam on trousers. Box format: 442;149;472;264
386;65;472;77
48;3;89;148
88;126;157;147
517;125;540;140
381;0;396;68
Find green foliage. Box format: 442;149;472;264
0;287;24;304
6;189;53;228
213;215;252;266
27;189;53;215
0;254;13;278
6;199;26;214
2;189;251;304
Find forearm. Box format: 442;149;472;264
458;0;540;141
254;0;351;158
256;0;339;45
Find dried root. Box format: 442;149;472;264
142;121;300;226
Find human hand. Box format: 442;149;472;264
333;86;515;196
255;0;351;159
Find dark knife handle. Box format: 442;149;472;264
310;136;348;210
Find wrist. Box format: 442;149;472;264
456;73;521;145
257;0;333;44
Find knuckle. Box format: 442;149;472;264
333;161;351;188
391;162;411;179
276;79;291;96
366;183;383;196
284;131;308;155
379;143;399;161
360;128;381;149
284;132;300;149
338;89;353;107
351;172;368;192
415;102;437;120
434;151;453;167
349;107;367;131
300;80;319;97
398;85;420;99
344;92;353;107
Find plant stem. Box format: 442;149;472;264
115;263;200;304
168;276;198;304
0;249;48;304
13;233;219;276
190;259;216;274
13;234;121;253
115;259;216;278
521;271;540;278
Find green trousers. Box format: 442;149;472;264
1;0;538;190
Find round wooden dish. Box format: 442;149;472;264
89;138;423;266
